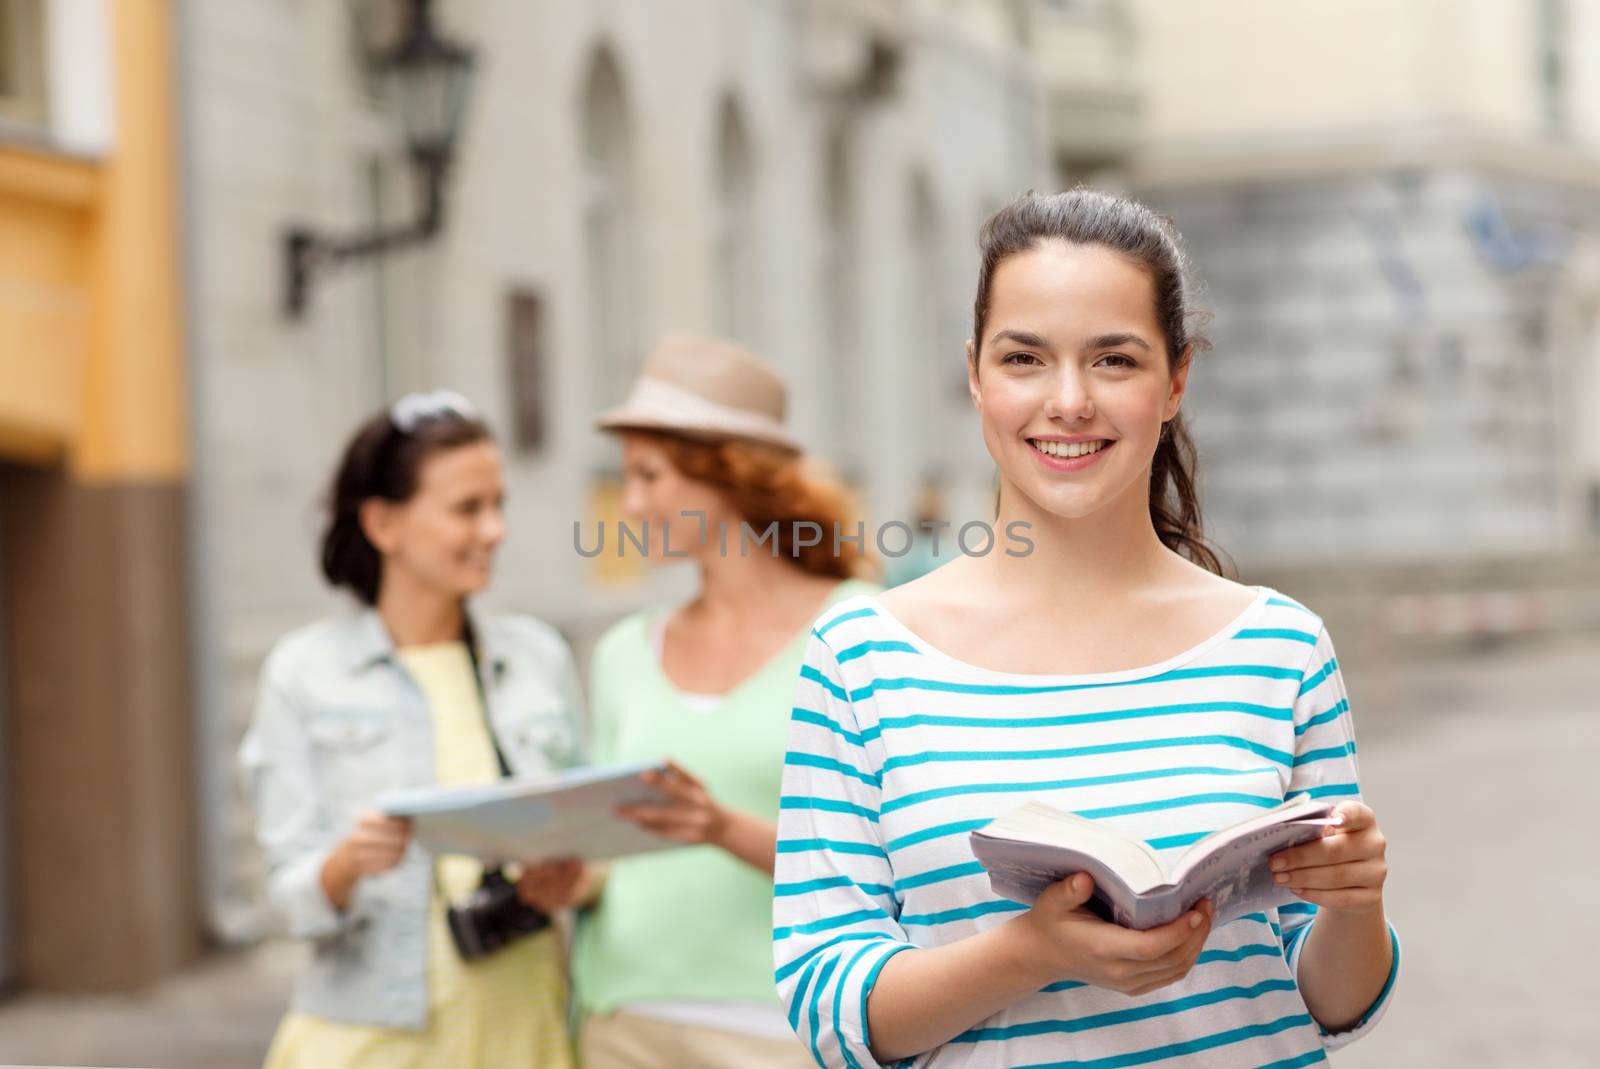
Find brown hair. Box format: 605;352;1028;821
320;405;493;605
646;433;874;581
971;188;1223;574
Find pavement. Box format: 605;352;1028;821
0;631;1596;1068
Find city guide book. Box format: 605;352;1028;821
970;795;1338;929
378;759;675;863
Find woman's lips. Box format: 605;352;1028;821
1027;438;1114;473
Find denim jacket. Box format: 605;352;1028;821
238;608;586;1029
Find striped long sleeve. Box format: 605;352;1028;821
774;627;916;1069
1278;623;1401;1050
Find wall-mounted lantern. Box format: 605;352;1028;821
283;0;476;317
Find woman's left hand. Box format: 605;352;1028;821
614;761;728;847
1268;800;1388;914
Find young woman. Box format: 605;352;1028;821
567;336;879;1068
240;392;586;1069
775;191;1399;1068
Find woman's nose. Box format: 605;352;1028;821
480;506;507;546
1044;370;1095;422
620;480;645;518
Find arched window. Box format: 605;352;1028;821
819;126;860;473
908;171;950;472
713;94;759;345
580;46;637;410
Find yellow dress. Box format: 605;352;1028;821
263;641;576;1069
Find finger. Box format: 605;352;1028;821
616;803;693;824
351;835;403;858
1118;908;1208;962
1290;887;1384;911
358;832;409;854
1140;906;1213;973
1126;960;1192;994
1272;833;1373;872
1285;860;1386;892
662;760;699;785
623;812;695;836
639;815;705;836
1042;872;1095;911
1331;801;1374;831
649;774;701;804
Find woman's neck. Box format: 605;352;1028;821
983;474;1176;606
690;531;831;622
375;570;466;648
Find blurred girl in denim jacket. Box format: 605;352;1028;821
241;392;585;1069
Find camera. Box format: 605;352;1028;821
444;867;550;961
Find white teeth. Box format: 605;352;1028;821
1031;439;1108;458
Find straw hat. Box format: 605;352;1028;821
594;334;802;456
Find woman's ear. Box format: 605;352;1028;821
966;339;982;411
1163;344;1193;422
359;498;399;556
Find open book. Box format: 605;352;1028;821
970;795;1337;929
378;759;676;863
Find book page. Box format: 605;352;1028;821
974;801;1169;888
1168;813;1335;925
1170;796;1332;882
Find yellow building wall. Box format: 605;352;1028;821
0;0;186;479
0;150;95;464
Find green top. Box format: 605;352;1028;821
573;578;877;1013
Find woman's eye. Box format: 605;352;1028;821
1002;352;1042;366
1098;353;1136;369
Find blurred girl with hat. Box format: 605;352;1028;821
551;334;878;1068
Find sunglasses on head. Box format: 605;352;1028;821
389;390;479;434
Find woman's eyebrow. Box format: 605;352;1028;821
1083;332;1152;352
989;329;1051;349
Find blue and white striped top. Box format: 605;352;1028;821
773;588;1398;1069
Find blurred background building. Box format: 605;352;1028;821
178;0;1105;950
1130;0;1600;564
1;4;1598;1065
1;0;195;992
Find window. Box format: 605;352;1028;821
819;126;860;475
713;94;759;345
580;46;638;413
908;172;951;474
1538;0;1568;135
0;0;46;128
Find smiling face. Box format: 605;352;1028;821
968;240;1190;523
361;440;507;598
618;432;734;560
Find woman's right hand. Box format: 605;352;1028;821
339;810;413;876
321;810;412;910
1016;873;1213;996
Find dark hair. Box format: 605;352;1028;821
971;188;1223;575
320;404;493;605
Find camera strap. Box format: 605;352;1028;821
424;618;515;909
462;617;513;779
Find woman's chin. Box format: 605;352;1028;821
1016;482;1111;523
452;567;494;596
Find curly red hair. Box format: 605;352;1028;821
645;433;877;581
